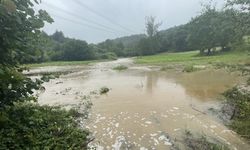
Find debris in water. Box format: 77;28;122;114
112;136;127;150
174;128;181;132
145;121;152;125
159;135;172;146
173;107;179;110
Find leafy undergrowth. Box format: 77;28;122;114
113;65;128;71
223;87;250;140
183;131;230;150
0;103;89;149
183;65;198;73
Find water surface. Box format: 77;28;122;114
37;58;248;150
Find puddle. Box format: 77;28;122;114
37;58;249;149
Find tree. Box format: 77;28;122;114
227;0;250;37
188;7;224;55
60;39;95;61
0;1;90;149
0;0;53;66
138;16;162;55
51;30;65;43
145;16;162;38
227;0;250;11
0;0;53;107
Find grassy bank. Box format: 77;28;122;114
24;60;100;68
136;51;250;66
223;86;250;140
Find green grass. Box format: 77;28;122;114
136;51;250;66
113;65;128;71
24;60;99;68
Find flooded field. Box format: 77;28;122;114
35;58;249;150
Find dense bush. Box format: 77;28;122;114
0;66;42;108
0;103;89;149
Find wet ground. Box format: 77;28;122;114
34;58;249;150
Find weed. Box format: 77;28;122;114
223;87;250;139
183;65;196;73
100;87;110;94
184;131;229;150
113;65;128;71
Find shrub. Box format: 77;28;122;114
100;87;110;94
184;131;229;150
223;87;250;139
183;65;196;73
113;65;128;71
0;103;89;149
99;52;117;60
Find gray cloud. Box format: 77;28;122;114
38;0;225;43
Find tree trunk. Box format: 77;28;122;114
207;48;211;56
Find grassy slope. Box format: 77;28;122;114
136;51;250;65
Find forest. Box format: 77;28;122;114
19;2;250;64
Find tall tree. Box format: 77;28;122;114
145;16;162;38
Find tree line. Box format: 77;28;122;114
33;1;250;63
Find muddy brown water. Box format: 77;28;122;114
35;58;249;150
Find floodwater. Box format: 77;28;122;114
36;58;249;150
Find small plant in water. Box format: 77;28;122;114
100;87;110;94
160;66;174;71
183;65;196;73
113;65;128;71
183;130;229;150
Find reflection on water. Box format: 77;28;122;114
177;70;240;100
37;59;248;150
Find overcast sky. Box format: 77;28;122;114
37;0;225;43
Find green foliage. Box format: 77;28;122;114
188;7;237;55
184;131;229;150
0;103;89;149
41;73;60;82
52;39;95;61
223;87;250;139
0;66;42;108
223;87;250;120
0;1;90;149
0;0;53;65
99;52;117;60
113;65;128;71
183;65;196;73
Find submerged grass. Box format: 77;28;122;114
113;65;128;71
183;130;230;150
